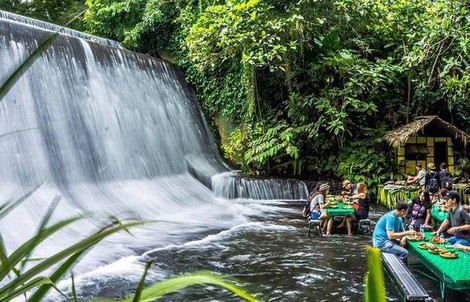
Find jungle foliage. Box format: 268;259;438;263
5;0;469;188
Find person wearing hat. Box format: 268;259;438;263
308;182;334;235
432;190;470;246
372;201;416;262
341;180;356;196
406;163;426;187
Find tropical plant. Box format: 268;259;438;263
364;246;386;302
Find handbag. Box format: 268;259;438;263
352;202;360;211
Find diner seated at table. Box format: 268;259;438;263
372;201;415;263
406;190;431;231
432;190;470;246
337;182;369;236
341;179;356;196
434;188;448;205
406;163;426;186
308;182;334;236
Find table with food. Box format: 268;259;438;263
377;181;420;208
406;232;470;300
325;195;355;217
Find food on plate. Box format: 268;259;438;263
407;235;424;242
440;251;458;259
431;237;446;244
418;243;431;249
428;245;446;254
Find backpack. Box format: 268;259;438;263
427;172;439;193
441;172;453;189
302;192;319;217
302;201;311;218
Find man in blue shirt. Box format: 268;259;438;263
372;201;416;262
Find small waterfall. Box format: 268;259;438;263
212;171;307;200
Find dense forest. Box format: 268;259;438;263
2;0;469;188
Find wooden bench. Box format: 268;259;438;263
307;220;322;237
381;252;429;302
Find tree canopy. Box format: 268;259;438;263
4;0;469;187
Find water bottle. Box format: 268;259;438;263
419;224;424;234
439;233;444;244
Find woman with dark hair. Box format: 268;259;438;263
407;190;431;230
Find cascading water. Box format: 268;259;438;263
0;10;307;300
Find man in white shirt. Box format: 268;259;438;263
406;163;426;187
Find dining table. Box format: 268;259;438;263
407;232;470;301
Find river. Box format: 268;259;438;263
54;201;469;302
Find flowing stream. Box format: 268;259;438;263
0;11;468;302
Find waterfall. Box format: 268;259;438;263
0;10;307;299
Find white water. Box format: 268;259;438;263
0;11;307;300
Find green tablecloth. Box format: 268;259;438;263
452;184;468;203
377;185;419;208
408;232;470;291
326;203;355;217
431;205;448;223
378;184;468;209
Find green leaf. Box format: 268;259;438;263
0;184;42;221
0;220;148;299
0;32;59;102
133;260;152;302
1;276;54;301
121;271;261;302
1;215;85;281
364;246;386;302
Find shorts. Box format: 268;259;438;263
310;210;322;220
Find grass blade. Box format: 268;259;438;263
0;32;59;102
0;215;84;281
364;246;386;302
18;196;61;274
2;276;53;301
133;260;152;302
0;220;148;299
0;184;42;220
28;251;84;302
125;271;261;302
0;128;41;140
71;272;78;302
0;233;10;278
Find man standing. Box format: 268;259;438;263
406;163;426;187
372;202;415;262
432;190;470;246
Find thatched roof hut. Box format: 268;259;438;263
384;115;469;148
